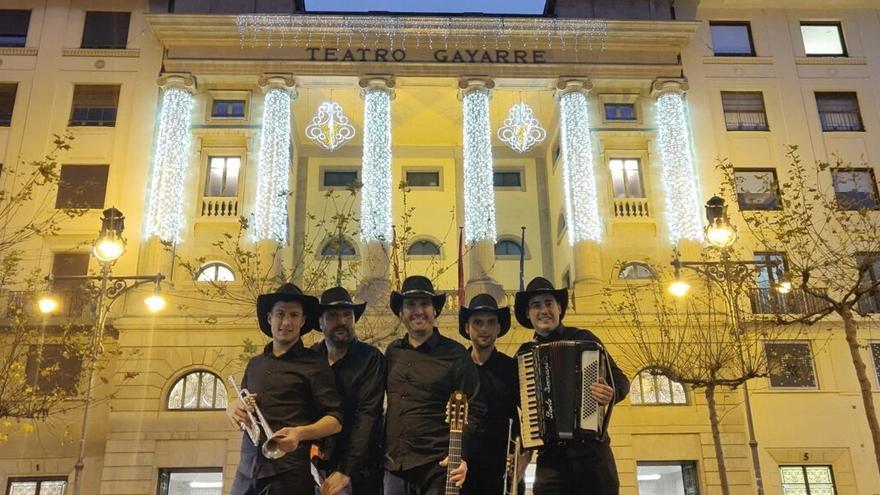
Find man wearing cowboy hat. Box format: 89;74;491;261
384;275;487;495
514;277;630;495
310;286;386;495
227;283;345;495
459;294;528;495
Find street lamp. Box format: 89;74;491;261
92;207;126;263
704;196;737;248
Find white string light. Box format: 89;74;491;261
462;87;497;244
144;87;194;243
252;87;292;243
655;91;704;244
497;102;546;153
305;101;356;151
359;87;393;243
559;90;602;245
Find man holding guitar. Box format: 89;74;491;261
384;276;487;495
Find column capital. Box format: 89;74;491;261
458;76;495;97
359;75;396;99
157;73;197;93
651;79;689;97
259;74;297;96
555;77;592;98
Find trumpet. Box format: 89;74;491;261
503;418;522;495
228;375;285;459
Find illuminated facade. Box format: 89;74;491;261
1;1;880;494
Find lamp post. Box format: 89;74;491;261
668;196;788;495
37;208;165;495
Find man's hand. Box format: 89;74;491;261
270;426;302;453
321;471;352;495
591;377;615;405
226;396;254;429
439;457;468;487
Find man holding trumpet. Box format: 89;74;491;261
227;283;344;495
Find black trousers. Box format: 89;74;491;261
384;462;447;495
231;468;316;495
532;443;620;495
348;471;384;495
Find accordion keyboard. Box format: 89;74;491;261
517;351;543;449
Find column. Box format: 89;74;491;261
652;79;704;253
556;78;603;289
460;77;503;301
357;76;394;306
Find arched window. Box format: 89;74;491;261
630;369;687;405
320;236;357;257
618;261;655;280
407;240;441;256
167;370;228;410
195;262;235;282
495;239;523;257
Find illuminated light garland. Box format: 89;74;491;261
558;90;602;245
497;102;546;153
359;87;393;243
655;90;704;244
252;87;293;243
462;87;497;244
305;101;356;151
144;87;194;243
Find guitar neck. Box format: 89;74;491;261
445;429;463;495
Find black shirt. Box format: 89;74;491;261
311;338;386;480
238;340;344;479
384;329;487;472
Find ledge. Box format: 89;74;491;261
795;56;866;66
702;56;774;65
0;47;37;56
62;48;141;58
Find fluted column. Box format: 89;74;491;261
460;77;503;301
357;76;395;306
556;78;602;289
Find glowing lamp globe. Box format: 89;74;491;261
38;295;59;314
668;280;691;298
144;294;167;313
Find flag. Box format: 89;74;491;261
519;226;526;291
457;226;465;306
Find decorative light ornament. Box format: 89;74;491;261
144;86;194;243
462;84;497;244
558;85;602;245
668;279;691;298
252;87;293;243
654;85;704;244
37;294;59;314
497;102;546;153
305;101;355;151
359;84;393;243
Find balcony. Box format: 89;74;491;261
748;288;829;315
613;198;650;219
200;196;239;218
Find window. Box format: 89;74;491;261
710;21;755;56
26;344;83;395
815;92;863;132
780;466;836;495
0;10;30;47
407;240;441;256
204;157;240;197
81;11;130;49
6;478;68;495
733;169;780;210
630;370;687;404
493;171;522;188
51;253;90;317
167;371;228;410
619;262;655;280
721;92;768;131
856;254;880;314
765;342;818;388
801;22;846;56
211;99;245;118
832;169;878;210
871;343;880;386
636;462;699;495
322;169;359;188
405;170;440;188
754;252;785;288
495;239;523;257
604;103;636;121
320;237;356;257
69;85;120;127
0;83;17;126
195;262;235;282
158;469;223;495
609;159;644;198
56;165;109;209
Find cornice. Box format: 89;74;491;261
62;48;141;58
0;47;37;56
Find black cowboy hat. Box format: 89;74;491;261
513;276;568;329
458;293;511;340
318;286;367;322
256;283;320;337
389;275;447;317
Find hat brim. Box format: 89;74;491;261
514;288;568;329
458;306;511;340
390;290;447;317
319;301;367;322
256;292;321;337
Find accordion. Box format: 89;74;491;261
517;340;613;449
